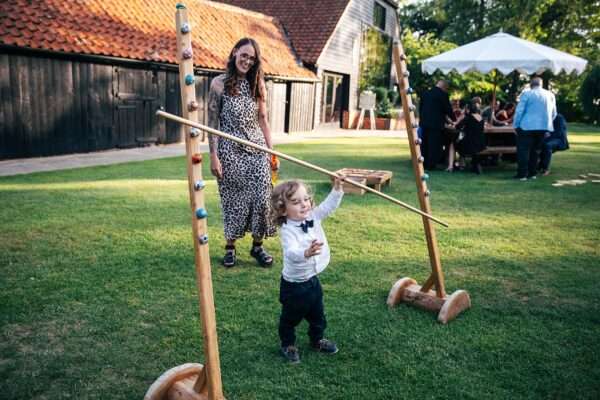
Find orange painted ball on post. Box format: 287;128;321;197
192;153;202;164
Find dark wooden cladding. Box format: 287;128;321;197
1;52;317;160
0;53;184;160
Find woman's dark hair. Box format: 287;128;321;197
224;38;265;100
468;100;481;115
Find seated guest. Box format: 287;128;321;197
538;113;569;175
496;102;516;124
451;99;464;120
456;100;487;174
482;101;506;126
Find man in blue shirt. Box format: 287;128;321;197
512;77;557;180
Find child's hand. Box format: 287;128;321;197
334;174;346;191
304;240;324;258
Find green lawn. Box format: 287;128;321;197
1;126;599;399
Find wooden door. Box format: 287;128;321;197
113;67;159;147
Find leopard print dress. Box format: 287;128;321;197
217;79;276;241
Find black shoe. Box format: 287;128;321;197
280;345;300;364
471;164;482;175
222;247;236;268
311;339;338;354
250;246;273;267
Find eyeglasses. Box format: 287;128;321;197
238;52;256;65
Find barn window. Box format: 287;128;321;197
373;2;386;31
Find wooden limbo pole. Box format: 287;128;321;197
156;109;448;228
385;28;470;323
145;5;224;400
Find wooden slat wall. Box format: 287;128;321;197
0;53;188;160
0;52;316;159
288;82;315;133
268;81;287;133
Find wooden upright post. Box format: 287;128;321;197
145;4;225;400
386;29;471;324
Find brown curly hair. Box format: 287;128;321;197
224;38;265;100
270;180;314;226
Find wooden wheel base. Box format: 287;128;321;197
387;277;471;324
145;363;210;400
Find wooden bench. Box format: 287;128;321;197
334;168;393;195
478;146;516;155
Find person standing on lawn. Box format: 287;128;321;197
270;177;345;363
207;38;277;268
419;80;456;170
512;77;557;180
538;113;569;175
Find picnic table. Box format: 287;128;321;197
445;124;516;155
481;124;516;155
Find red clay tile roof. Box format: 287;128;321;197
0;0;315;79
216;0;352;65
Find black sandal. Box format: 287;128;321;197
223;246;236;268
250;246;273;268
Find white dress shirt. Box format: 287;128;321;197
280;188;344;282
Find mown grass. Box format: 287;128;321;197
1;126;599;399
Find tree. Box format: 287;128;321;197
398;0;600;121
580;65;600;125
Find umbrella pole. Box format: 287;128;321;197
491;69;498;114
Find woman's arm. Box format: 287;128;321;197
207;76;224;153
208;76;224;178
258;80;273;149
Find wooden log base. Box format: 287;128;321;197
438;289;471;324
145;363;210;400
387;277;471;324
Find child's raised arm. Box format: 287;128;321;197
312;176;344;221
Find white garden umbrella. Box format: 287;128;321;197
422;31;588;76
421;31;588;107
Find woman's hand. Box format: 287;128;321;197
210;153;223;179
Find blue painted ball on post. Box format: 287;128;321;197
190;128;201;138
181;23;191;34
185;74;195;85
194;180;205;191
198;234;209;244
421;173;429;181
196;208;208;219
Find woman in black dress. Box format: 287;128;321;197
456;100;486;174
207;38;277;268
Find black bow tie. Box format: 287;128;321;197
299;219;314;233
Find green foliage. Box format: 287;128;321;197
371;87;392;118
580;65;600;125
387;88;400;106
1;131;600;399
398;0;600;121
359;27;392;93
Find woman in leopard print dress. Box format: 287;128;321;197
207;38;277;268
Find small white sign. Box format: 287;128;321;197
359;91;376;110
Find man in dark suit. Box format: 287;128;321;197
538;113;569;175
418;80;455;170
